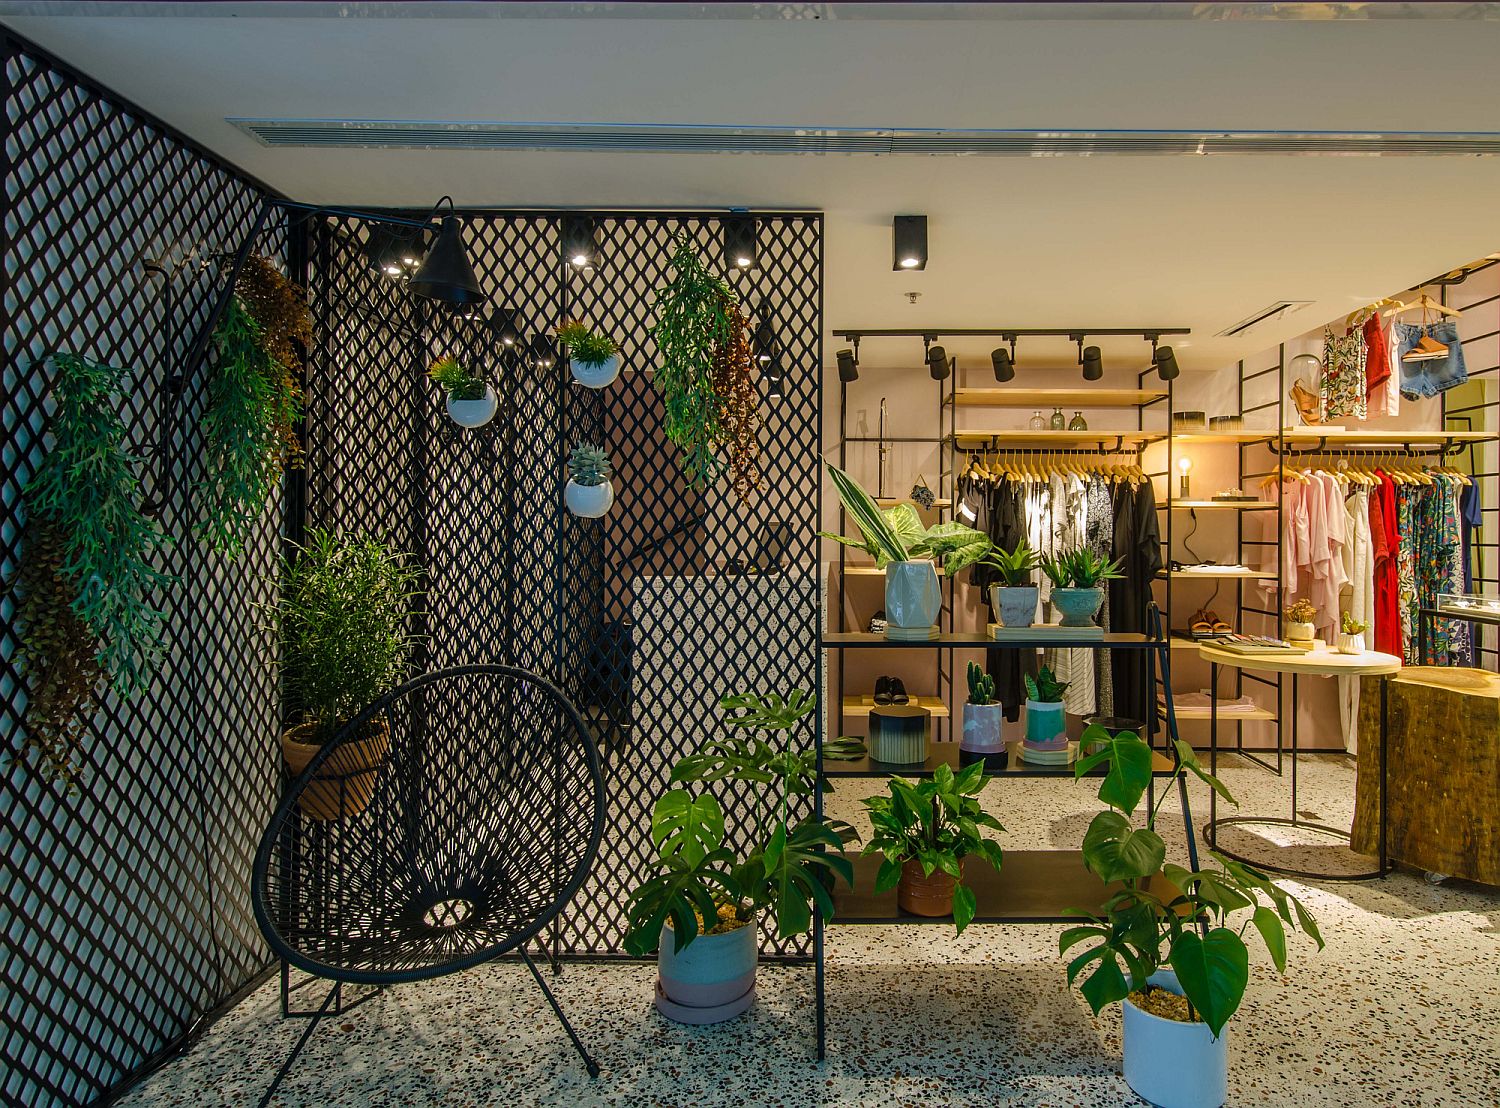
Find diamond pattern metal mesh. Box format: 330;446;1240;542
306;211;823;958
1;36;283;1108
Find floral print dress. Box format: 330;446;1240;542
1322;328;1368;422
1395;486;1418;663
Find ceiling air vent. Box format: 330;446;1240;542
1216;301;1314;339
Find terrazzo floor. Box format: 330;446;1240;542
122;754;1500;1107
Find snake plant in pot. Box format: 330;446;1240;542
624;689;853;1024
428;356;497;428
1062;724;1323;1108
981;542;1042;628
821;462;988;638
564;442;614;517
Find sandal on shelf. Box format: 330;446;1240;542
873;676;894;706
1188;608;1214;635
1204;610;1234;634
889;677;910;705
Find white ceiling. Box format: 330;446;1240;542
8;2;1500;371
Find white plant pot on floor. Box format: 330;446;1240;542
1122;968;1228;1108
565;479;614;518
570;354;621;388
446;386;498;428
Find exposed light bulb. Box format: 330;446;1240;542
900;257;920;269
736;256;752;268
1177;456;1193;473
571;253;590;267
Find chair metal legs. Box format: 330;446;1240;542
519;947;601;1079
259;982;340;1108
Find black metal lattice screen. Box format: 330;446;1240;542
305;211;823;957
1;36;284;1107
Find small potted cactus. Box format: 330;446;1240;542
1284;598;1317;646
428;356;496;428
961;661;1005;766
1336;611;1367;655
557;320;621;388
565;442;614;517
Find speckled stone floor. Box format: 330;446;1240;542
122;755;1500;1107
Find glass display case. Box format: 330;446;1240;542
1436;592;1500;619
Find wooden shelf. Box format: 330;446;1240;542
1159;702;1277;722
1278;429;1493;446
842;566;885;577
823;740;1173;779
823;632;1158;649
841;695;950;719
1158;568;1276;580
951;388;1167;408
1160;500;1275;511
1168;430;1271;443
953;429;1164;448
874;497;952;510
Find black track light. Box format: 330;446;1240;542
926;343;950;381
893;215;928;271
410;215;485;307
723;214;758;271
1154;344;1180;381
562;215;601;269
991;346;1015;382
365;227;408;278
1081;345;1103;381
836;348;859;383
490;306;521;347
530;334;557;368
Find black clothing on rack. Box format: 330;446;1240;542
969;477;1037;722
1109;480;1162;731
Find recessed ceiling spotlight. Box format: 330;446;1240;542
723;213;758;271
892;215;927;271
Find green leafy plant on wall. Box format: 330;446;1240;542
821;463;990;575
196;255;307;556
427;356;487;401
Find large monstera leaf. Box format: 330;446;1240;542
1081;810;1165;884
650;789;725;868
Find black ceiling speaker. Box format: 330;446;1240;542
562;215;601;269
1081;345;1103;381
723;214;758;271
836;348;859;383
490;306;521;347
1155;345;1180;381
893;215;927;271
927;344;950;380
991;346;1014;382
409;215;485;306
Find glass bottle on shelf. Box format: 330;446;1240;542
1029;410;1047;430
1068;410;1087;430
1049;407;1066;430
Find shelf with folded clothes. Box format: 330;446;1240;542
1156;693;1277;722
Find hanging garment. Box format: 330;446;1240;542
1337;485;1374;755
1046;474;1096;718
1373;320;1402;419
1086;475;1115;716
1109;479;1162;731
1304;473;1348;639
1414;475;1467;665
1396;320;1468;400
1370;473;1403;658
979;477;1038;721
1461;479;1483;664
1362;314;1392;401
1322;328;1368;422
1395;484;1419;663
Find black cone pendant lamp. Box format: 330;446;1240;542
410;214;484;307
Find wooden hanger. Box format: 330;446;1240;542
1383;291;1462;320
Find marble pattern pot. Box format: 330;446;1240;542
884;560;941;631
656;915;758;1024
961;701;1005;755
897;858;962;918
1025;699;1066;745
1122;968;1228;1108
991;584;1040;629
565;479;614;518
569;354;621;388
445;386;498;428
1052;586;1104;628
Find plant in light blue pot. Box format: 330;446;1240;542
1042;548;1123;628
1023;665;1069;748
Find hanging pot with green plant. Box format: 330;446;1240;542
427;356;497;428
564;442;614;518
557;320;621;388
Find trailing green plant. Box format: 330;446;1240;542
981;542;1041;587
624;688;854;955
1340;611;1367;635
427;356;488;401
1061;723;1323;1036
556;320;619;367
1285;597;1317;624
267;528;421;744
860;762;1005;935
967;661;997;706
24;353;174;696
1041;548;1124;590
567;443;611;487
821;463;990;575
198;296;304;555
1024;664;1069;704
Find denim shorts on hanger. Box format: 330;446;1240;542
1396;320;1467;400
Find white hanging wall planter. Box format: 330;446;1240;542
565;479;614;518
445;386;498;428
570;354;621;389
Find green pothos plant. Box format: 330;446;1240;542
624;689;854;954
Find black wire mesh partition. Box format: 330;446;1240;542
0;34;285;1108
304;211;824;957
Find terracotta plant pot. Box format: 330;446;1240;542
280;717;390;821
897;857;963;918
655;914;758;1024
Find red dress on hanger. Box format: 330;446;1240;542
1370;472;1402;657
1363;314;1392;399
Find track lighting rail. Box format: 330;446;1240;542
831;327;1191;340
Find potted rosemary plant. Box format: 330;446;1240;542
268;529;419;821
564;442;614;517
624;689;852;1024
981;542;1041;628
861;762;1004;933
961;661;1005;764
427;356;497;428
1062;723;1322;1108
557;319;621;388
1042;548;1124;628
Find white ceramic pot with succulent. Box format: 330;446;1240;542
980;543;1041;629
427;356;496;428
1336;613;1367;655
961;662;1005;759
558;320;622;388
564;442;614;518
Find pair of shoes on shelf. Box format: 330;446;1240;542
1188;608;1234;635
873;676;910;706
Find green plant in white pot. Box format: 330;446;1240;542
564;442;614;518
1042;547;1123;628
427;356;496;428
557;319;621;388
981;542;1041;628
822;462;988;638
1062;723;1323;1108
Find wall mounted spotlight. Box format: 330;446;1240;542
893;215;927;271
410;213;485;307
836;347;859;383
562;214;601;269
530;334;557;368
991;336;1017;382
1154;344;1180;381
723;213;758;271
490;306;521;347
926;342;951;381
366;227;415;278
1081;344;1103;381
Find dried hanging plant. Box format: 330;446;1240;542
235;253;314;389
713;299;761;497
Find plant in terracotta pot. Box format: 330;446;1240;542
564;442;615;518
556;319;621;388
1062;723;1323;1108
268;529;420;821
624;688;853;1024
822;462;989;638
1284;597;1317;645
981;542;1041;628
427;356;497;428
860;762;1004;934
1041;547;1124;628
1337;611;1367;655
1022;664;1070;756
961;661;1005;765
